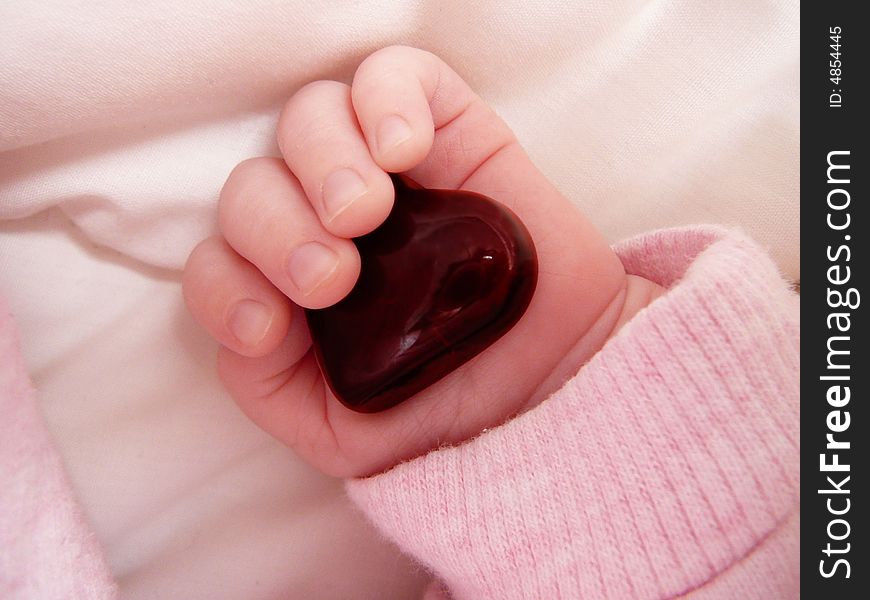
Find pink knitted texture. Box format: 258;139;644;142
0;297;118;598
347;226;800;599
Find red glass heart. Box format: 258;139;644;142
305;174;538;413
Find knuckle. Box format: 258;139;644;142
181;237;223;315
183;236;222;281
226;156;280;185
287;79;346;108
278;80;348;149
360;45;415;70
219;157;281;226
355;45;433;83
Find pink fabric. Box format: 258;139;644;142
347;226;800;599
1;225;799;598
0;297;117;599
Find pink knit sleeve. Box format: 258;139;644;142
1;297;118;599
346;226;800;599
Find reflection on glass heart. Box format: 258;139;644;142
305;174;538;413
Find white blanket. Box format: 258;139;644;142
0;1;799;598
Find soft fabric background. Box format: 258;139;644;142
0;1;798;598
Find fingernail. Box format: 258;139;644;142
227;299;272;347
322;168;367;219
377;114;413;152
287;242;339;295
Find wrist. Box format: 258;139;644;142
526;274;664;410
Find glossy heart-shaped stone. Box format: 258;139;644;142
305;174;538;413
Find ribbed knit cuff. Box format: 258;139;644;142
346;226;799;599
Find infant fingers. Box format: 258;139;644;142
219;157;361;309
350;46;519;192
351;46;439;172
182;236;292;357
278;80;394;239
216;303;317;417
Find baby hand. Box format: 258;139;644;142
182;47;661;477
